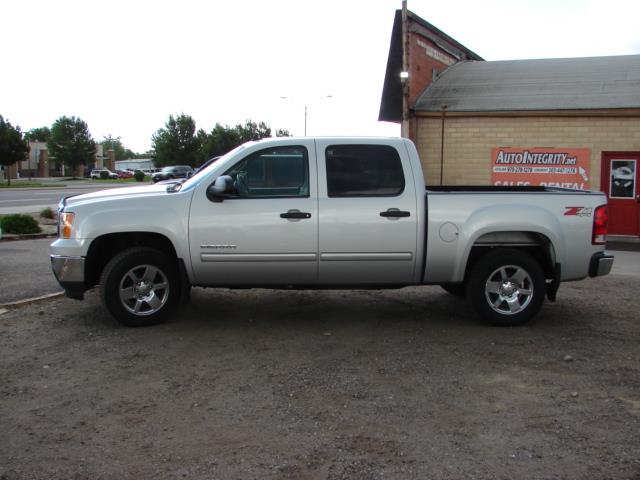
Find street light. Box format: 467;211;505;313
279;95;333;136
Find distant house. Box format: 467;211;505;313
16;142;107;178
114;159;155;172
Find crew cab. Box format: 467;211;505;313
50;137;614;327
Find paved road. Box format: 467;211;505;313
0;238;638;304
0;182;137;214
0;238;61;303
610;250;640;276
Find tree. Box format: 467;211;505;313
198;123;241;162
154;116;290;168
275;128;291;137
0;115;29;185
152;114;200;167
48;116;96;177
197;120;285;165
24;126;51;143
101;135;135;160
235;120;271;143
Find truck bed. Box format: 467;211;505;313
426;185;600;194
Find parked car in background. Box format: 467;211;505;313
154;157;222;186
90;168;118;179
116;170;134;179
151;165;194;183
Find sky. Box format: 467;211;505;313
2;0;640;153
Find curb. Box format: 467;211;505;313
0;291;65;309
0;233;57;242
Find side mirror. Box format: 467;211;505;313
206;175;235;202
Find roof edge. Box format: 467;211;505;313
415;108;640;117
407;10;484;61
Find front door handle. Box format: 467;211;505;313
380;209;410;218
280;210;312;219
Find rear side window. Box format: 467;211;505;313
325;145;404;197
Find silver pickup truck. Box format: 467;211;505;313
51;137;614;327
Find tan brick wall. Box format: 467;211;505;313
415;116;640;190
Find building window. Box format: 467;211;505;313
610;159;636;199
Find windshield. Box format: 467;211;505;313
180;143;250;190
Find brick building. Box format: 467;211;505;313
380;9;640;238
12;143;109;178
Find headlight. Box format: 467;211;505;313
59;212;75;239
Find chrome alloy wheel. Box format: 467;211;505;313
484;265;533;315
118;264;170;316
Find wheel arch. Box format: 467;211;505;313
462;230;557;284
85;232;178;289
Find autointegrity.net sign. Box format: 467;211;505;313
491;147;591;189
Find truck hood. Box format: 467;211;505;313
63;184;171;208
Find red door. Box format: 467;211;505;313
602;153;640;236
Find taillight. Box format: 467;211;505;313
592;205;608;245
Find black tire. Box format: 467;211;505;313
467;249;545;327
100;247;179;327
440;283;467;297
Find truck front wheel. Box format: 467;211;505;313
100;247;179;327
440;283;467;297
467;249;545;326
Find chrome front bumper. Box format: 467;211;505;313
51;255;85;282
589;252;614;277
51;255;86;299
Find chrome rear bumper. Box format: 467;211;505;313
589;252;614;277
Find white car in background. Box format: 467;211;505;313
90;168;118;179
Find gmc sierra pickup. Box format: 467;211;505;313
50;137;614;327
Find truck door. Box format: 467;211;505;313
188;141;318;285
316;140;418;284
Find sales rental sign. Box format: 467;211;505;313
491;147;591;189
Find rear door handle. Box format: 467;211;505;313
380;209;410;218
280;210;312;219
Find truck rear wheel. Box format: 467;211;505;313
100;247;179;327
467;249;545;326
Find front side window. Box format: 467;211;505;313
224;146;309;198
325;145;404;197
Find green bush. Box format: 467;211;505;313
1;214;41;234
100;170;109;179
40;207;56;219
134;170;145;182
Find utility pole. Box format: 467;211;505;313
401;0;409;138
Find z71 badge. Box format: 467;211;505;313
564;206;593;217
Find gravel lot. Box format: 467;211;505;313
1;275;639;479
